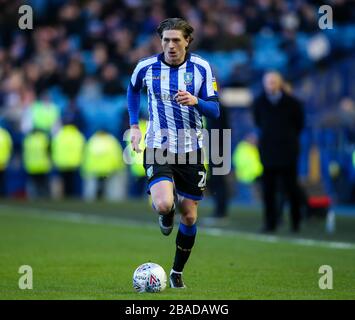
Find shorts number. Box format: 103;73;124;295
198;171;207;188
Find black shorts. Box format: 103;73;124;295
143;148;207;201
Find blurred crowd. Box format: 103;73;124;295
0;0;354;203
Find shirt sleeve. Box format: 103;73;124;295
127;83;141;126
130;62;146;91
198;61;219;100
195;98;220;119
127;62;147;126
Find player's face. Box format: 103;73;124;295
161;30;189;65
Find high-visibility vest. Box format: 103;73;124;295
31;101;59;132
0;127;12;170
52;125;85;170
129;120;146;177
233;141;263;183
82;132;125;178
23;131;51;174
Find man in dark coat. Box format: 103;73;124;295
252;71;305;232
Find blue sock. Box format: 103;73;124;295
173;223;197;272
179;222;197;236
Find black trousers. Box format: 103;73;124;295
208;172;228;217
97;177;107;199
61;170;77;197
28;174;50;198
0;170;5;196
261;165;302;231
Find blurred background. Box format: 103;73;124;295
0;0;354;232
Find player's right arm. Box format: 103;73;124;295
127;84;142;153
127;61;146;153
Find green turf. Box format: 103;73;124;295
3;199;355;242
0;203;354;300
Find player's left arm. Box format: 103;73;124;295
175;90;220;119
175;61;220;119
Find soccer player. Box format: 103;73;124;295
127;18;220;288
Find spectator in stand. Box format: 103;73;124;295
101;63;125;97
252;71;305;233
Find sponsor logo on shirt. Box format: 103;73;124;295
212;77;218;92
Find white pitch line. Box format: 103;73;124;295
0;205;355;250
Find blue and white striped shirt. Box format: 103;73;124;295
128;52;219;153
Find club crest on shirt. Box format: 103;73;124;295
184;72;193;85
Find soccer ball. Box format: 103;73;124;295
133;262;167;293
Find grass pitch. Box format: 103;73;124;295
0;200;354;300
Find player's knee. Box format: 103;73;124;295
154;199;174;214
181;213;197;226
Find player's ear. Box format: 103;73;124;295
185;36;193;50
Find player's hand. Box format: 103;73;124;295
130;125;142;153
175;90;198;106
